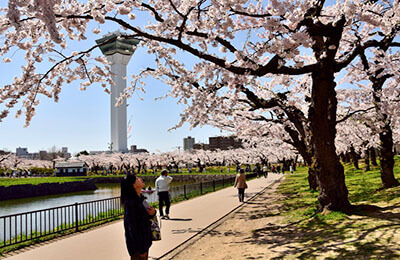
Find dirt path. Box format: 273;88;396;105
164;178;291;260
164;178;400;260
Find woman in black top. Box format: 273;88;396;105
121;175;155;260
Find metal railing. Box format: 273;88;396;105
0;173;256;249
0;197;123;249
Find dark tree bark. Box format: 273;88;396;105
308;167;318;191
308;30;351;210
370;148;378;166
364;148;370;171
309;74;350;211
379;124;399;188
339;153;345;163
344;152;351;163
284;126;317;191
350;146;359;170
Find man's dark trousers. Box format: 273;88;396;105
158;191;170;216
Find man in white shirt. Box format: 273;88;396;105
262;165;268;178
155;169;173;219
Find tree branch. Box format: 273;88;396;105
336;106;375;124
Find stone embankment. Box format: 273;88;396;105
0;180;97;201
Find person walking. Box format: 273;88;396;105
262;164;268;178
234;168;248;202
121;174;155;260
155;169;173;219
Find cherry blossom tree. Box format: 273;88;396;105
199;78;319;189
0;154;52;176
1;1;400;211
343;38;400;188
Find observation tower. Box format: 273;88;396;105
96;32;139;152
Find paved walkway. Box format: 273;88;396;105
4;174;283;260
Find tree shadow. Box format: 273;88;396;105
171;228;202;234
243;204;400;260
166;218;192;221
347;203;400;221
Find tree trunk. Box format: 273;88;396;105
350;146;359;170
364;148;370;172
309;67;351;211
284;126;316;191
339;153;345;163
370;148;378;166
308;167;318;190
379;124;399;188
344;152;351;163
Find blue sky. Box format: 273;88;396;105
0;9;223;155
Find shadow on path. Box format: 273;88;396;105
164;218;192;222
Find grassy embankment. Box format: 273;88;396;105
0;166;239;187
275;156;400;259
0;177;89;187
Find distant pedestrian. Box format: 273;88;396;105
256;165;262;177
234;169;248;202
155;170;173;219
290;165;294;174
262;165;268;178
121;174;155;260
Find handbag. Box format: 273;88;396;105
143;199;161;241
150;214;161;241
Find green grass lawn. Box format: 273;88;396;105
0;177;90;187
276;156;400;259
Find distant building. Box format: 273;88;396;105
16;147;30;158
183;136;195;152
89;150;111;155
55;161;89;176
39;150;48;160
209;136;242;150
16;147;71;160
61;147;71;158
193;143;210;150
130;145;149;154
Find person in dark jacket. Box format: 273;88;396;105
121;174;155;260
